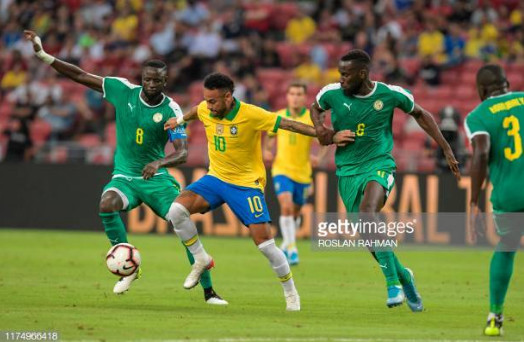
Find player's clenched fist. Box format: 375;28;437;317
164;117;181;130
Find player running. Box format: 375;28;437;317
466;64;524;336
24;30;227;305
311;49;460;311
163;73;354;311
263;82;327;265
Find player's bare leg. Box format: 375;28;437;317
250;223;300;311
277;192;295;257
99;191;141;294
166;190;214;289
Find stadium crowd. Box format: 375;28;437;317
0;0;523;172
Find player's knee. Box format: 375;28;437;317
99;192;122;213
359;201;378;213
166;202;190;225
280;204;294;216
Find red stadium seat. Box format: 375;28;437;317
417;157;435;172
30;119;52;144
460;71;477;85
462;60;485;73
455;85;477;100
399;58;421;76
104;122;116;147
0;100;13;118
78;134;101;148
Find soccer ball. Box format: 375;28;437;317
106;243;141;276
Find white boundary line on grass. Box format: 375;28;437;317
66;338;524;342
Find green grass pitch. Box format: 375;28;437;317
1;229;523;342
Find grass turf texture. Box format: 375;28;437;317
1;229;523;342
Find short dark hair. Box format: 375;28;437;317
287;81;307;93
340;49;371;67
203;72;235;93
143;59;167;72
477;64;507;86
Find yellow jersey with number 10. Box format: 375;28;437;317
197;99;281;191
270;108;314;184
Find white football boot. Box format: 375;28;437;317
113;268;142;294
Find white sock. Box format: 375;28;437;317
258;239;296;295
166;203;209;263
279;215;294;250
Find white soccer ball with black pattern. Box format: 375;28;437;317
106;243;141;276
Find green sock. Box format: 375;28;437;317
392;254;411;285
489;248;515;314
183;243;213;290
100;212;127;245
374;251;400;286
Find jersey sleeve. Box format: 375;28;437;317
167;99;187;141
316;85;333;110
250;106;282;133
464;108;490;141
388;84;415;113
267;110;285;136
196;101;208;121
102;77;136;107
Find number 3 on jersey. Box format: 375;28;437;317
503;115;523;161
136;128;144;145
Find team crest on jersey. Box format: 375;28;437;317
216;124;224;135
153;113;163;123
373;100;384;111
230;125;238;135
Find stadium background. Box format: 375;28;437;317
2;1;524;341
0;0;523;235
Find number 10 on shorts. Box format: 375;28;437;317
247;196;263;213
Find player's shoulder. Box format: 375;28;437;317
275;108;287;117
317;82;342;98
165;96;184;118
104;77;140;90
376;82;413;99
240;101;270;115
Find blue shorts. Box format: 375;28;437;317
186;175;271;226
273;175;311;206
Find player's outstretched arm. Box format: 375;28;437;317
164;106;199;130
410;104;461;179
310;102;334;145
24;30;103;92
468;134;490;242
142;138;188;180
280;117;317;136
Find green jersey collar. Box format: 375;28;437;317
211;98;240;121
286;107;307;117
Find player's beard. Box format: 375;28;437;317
344;80;363;96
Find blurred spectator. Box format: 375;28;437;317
258;38;281;68
444;23;466;67
433;106;466;173
294;53;322;86
315;9;340;42
37;96;77;141
471;3;498;26
2;117;33;162
1;61;27;94
417;20;445;62
150;16;176;57
176;0;209;27
418;56;441;86
111;5;138;42
81;0;112;29
285;8;317;44
188;22;222;59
